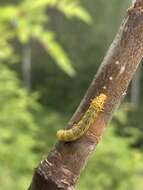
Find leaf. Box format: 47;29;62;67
70;6;92;24
29;0;58;9
38;31;76;77
0;6;17;22
15;18;31;43
57;0;92;24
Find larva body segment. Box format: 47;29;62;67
57;93;107;142
57;106;96;141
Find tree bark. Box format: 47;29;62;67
28;1;143;190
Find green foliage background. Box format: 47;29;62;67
0;0;143;190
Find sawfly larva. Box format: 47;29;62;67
57;93;107;142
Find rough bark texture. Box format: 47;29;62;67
28;1;143;190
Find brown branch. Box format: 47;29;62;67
28;2;143;190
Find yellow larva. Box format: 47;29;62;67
57;93;107;142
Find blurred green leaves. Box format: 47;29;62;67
0;0;91;76
0;63;67;190
40;31;76;76
0;63;39;189
56;0;92;23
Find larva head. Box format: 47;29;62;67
91;93;107;112
57;129;66;141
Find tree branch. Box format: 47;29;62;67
28;2;143;190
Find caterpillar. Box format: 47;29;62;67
57;93;107;142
